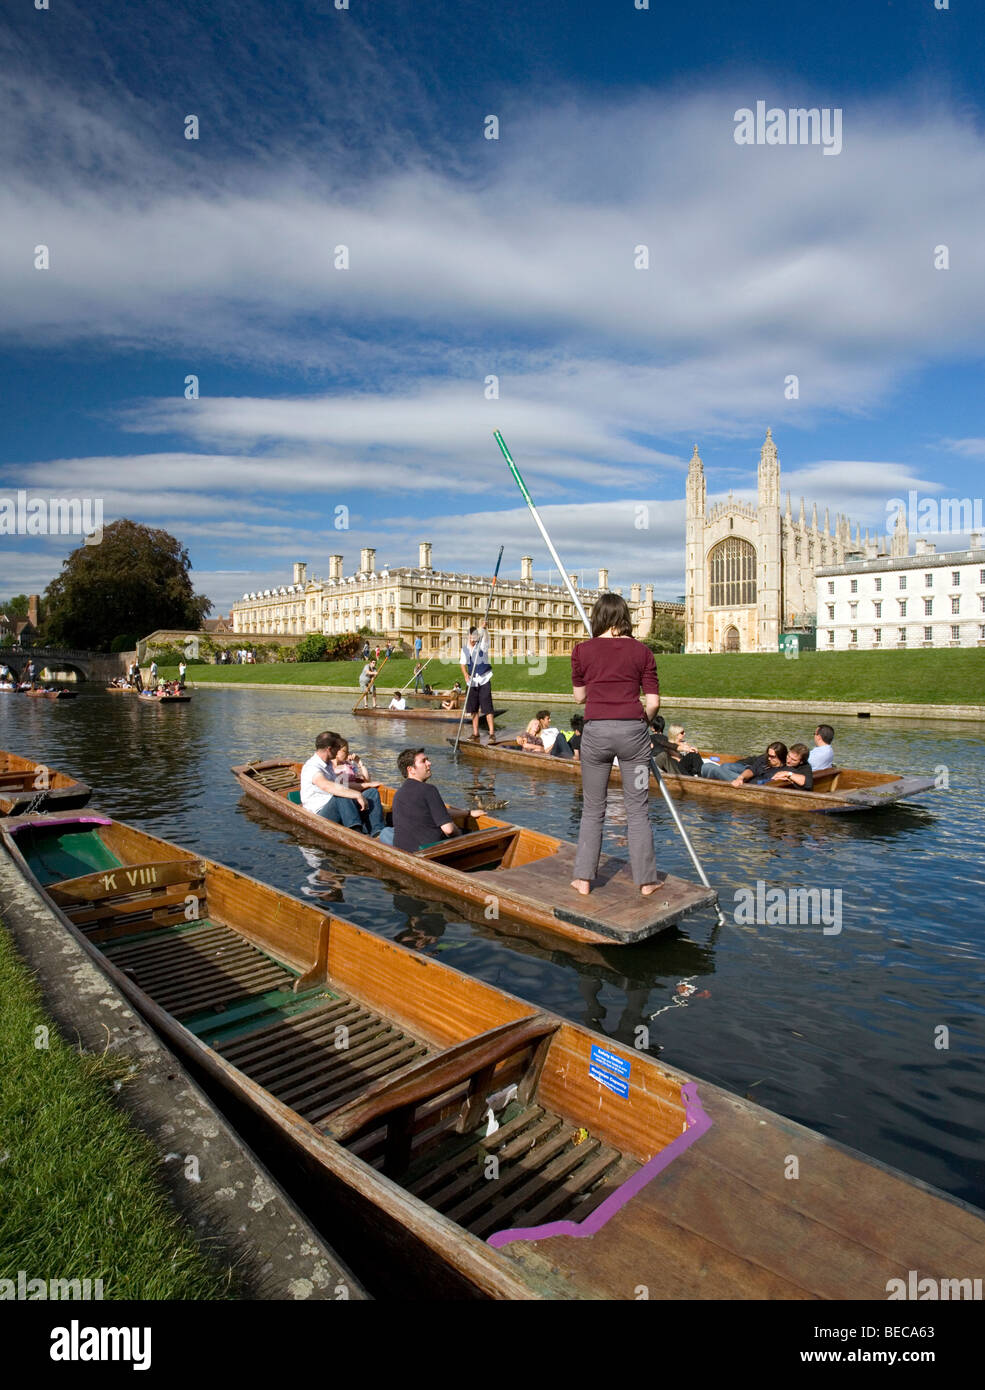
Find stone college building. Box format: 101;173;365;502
685;428;862;653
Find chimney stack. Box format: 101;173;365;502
970;532;983;551
329;555;343;580
359;548;376;574
520;556;533;582
598;568;609;590
630;583;641;604
568;573;579;589
28;595;39;628
645;583;654;602
292;562;307;587
419;541;432;570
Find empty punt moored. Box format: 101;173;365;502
452;739;939;814
0;750;92;816
4;809;982;1301
232;758;717;945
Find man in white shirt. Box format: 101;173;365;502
808;724;835;772
459;620;495;742
300;731;381;833
389;692;407;710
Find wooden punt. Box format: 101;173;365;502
138;692;192;704
4;809;983;1301
231;758;717;945
451;739;939;814
353;706;508;722
0;750;92;816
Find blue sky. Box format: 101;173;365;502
2;0;984;611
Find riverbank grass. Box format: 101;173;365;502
164;648;985;706
0;925;233;1298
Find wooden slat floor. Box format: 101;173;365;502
214;995;429;1128
405;1104;637;1240
103;920;295;1019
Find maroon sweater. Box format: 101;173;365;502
570;637;659;720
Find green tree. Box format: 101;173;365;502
295;633;329;662
646;610;685;654
0;595;30;618
43;521;212;651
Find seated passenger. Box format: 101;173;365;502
390;748;462;853
300;731;385;836
651;720;703;776
517;718;546;752
389;691;407;710
702;741;788;787
766;743;814;790
809;724;835;771
563;714;585;761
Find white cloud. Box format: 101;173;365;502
2;80;984;436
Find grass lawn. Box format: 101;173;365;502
165;648;985;705
0;924;234;1298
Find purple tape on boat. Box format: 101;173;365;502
12;815;113;833
487;1081;711;1249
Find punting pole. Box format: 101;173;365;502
452;545;505;753
351;651;392;713
493;428;724;926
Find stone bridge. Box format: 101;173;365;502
0;647;127;683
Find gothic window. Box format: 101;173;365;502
708;538;756;607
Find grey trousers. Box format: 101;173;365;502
573;719;659;885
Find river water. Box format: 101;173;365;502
3;685;984;1210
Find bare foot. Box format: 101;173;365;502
571;879;592;896
640;882;664;896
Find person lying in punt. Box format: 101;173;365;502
701;741;813;790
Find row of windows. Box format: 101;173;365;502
828;625;980;644
830;596;977;620
833;568;985;596
410;591;578;616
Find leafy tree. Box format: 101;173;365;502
646;610;685;654
295;633;329;662
42;521;212;652
0;595;30;618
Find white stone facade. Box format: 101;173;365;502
816;529;985;651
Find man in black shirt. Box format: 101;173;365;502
391;749;462;854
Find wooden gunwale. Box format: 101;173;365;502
4;807;982;1301
230;759;716;945
450;740;938;814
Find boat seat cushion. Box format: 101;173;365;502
287;789;302;804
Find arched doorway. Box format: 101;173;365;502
722;626;740;652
